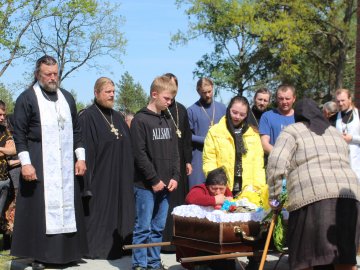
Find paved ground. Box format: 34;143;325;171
5;253;360;270
6;252;290;270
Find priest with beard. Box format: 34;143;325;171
162;73;192;252
78;77;135;259
11;55;88;270
187;78;226;188
247;88;271;128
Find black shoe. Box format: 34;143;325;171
32;261;45;270
245;259;260;270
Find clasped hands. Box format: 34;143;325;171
152;179;178;193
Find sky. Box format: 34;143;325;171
0;1;235;108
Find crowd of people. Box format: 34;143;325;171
0;55;358;270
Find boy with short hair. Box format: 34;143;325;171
130;75;180;270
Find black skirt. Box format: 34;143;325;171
287;198;360;270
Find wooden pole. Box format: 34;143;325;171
180;252;256;263
259;212;278;270
123;242;172;250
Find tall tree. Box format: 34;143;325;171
115;72;148;114
28;0;126;83
0;83;15;113
70;89;86;112
173;0;356;99
172;0;281;96
0;0;44;77
0;0;126;83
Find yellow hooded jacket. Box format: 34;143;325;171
203;116;266;191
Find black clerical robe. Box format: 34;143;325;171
78;103;135;259
11;87;88;264
162;101;192;251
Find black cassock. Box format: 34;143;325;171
11;88;88;264
78;102;135;259
162;101;192;252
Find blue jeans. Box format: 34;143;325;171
0;178;10;215
132;186;169;269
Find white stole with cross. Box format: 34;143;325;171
33;82;77;234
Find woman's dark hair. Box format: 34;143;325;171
205;167;228;186
226;95;250;121
225;95;249;156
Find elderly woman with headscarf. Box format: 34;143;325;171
267;98;360;270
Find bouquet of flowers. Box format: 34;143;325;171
221;184;270;213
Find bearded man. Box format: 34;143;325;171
78;77;135;259
248;88;271;128
332;88;360;181
187;78;226;188
11;55;88;270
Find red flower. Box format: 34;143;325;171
229;205;237;212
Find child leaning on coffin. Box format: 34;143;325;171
185;167;232;209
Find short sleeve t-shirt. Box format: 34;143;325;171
259;109;295;146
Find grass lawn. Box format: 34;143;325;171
0;249;13;269
0;234;15;270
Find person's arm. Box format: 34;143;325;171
13;92;37;181
187;107;205;144
8;159;20;168
77;109;95;196
183;107;192;163
185;186;216;206
252;132;266;186
259;112;273;154
260;135;273;155
192;134;205;144
202;129;218;177
348;134;360;144
0;138;16;156
67;91;86;176
130;117;160;186
266;130;296;201
168;126;180;192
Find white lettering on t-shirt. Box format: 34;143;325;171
152;128;171;140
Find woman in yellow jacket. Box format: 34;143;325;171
203;96;266;195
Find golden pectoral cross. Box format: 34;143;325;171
110;124;120;139
176;129;182;138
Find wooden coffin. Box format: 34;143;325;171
172;215;269;254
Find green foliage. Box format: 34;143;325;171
0;0;126;81
173;0;356;100
273;211;287;252
115;71;148;114
0;249;14;269
70;89;86;112
0;0;44;77
0;83;14;113
28;0;126;82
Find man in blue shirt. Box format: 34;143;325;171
259;85;296;154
